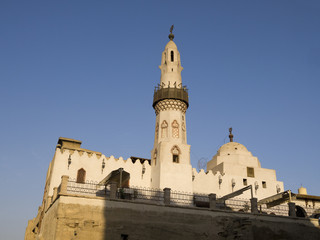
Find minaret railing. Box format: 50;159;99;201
153;86;189;108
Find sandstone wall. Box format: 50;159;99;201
34;195;320;240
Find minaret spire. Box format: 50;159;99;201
229;127;234;142
169;25;174;40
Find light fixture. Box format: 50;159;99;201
142;164;146;175
102;159;105;173
68;155;72;169
231;178;236;188
218;175;222;189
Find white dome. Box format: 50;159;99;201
298;186;307;195
217;142;251;156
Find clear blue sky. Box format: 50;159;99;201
1;1;319;239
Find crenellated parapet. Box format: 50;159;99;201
56;137;103;159
58;147;103;159
47;144;152;197
192;168;223;194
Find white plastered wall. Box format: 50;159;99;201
193;142;284;200
192;168;284;200
151;141;192;192
47;147;152;196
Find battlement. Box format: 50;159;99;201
57;147;149;167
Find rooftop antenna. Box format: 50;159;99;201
169;25;174;40
229;127;234;142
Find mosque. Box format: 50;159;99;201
25;28;320;240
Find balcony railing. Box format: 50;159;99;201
56;178;319;219
67;179;110;197
153;86;189;108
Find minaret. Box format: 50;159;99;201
151;27;193;192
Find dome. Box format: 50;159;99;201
298;186;307;195
217;142;251;156
165;40;178;50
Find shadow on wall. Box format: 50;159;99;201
101;190;320;240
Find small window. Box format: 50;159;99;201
171;51;174;62
172;146;180;163
262;181;267;188
76;168;86;183
243;179;247;186
173;154;179;163
247;167;254;178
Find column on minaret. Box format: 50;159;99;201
150;30;193;193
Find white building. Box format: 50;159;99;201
42;30;284;204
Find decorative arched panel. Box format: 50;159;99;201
172;120;179;138
161;120;168;138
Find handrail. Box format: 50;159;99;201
153;87;189;108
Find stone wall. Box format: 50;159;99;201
29;195;320;240
36;198;60;240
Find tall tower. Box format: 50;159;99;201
151;28;193;192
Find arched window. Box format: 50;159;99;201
171;146;180;163
76;168;86;183
171;51;174;62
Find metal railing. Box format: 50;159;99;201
63;179;319;218
170;190;195;206
153;87;189;107
66;179;110;197
117;186;164;203
170;190;210;207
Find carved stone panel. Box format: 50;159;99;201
161;120;168;138
172;120;179;138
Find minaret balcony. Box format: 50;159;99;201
153;86;189;108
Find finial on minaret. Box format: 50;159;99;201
229;127;234;142
169;25;174;40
